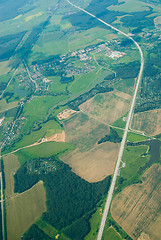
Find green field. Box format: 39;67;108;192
119;145;149;188
0;0;58;37
112;112;128;129
85;208;102;240
35;218;57;238
0;63;11;75
108;0;149;12
22;95;68;133
0;99;18;113
127;132;148;142
30;39;69;61
11;119;63;150
68;27;118;51
15;141;74;166
48;76;69;94
69;68;104;94
114;78;135;95
103;226;122;240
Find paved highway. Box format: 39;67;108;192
66;1;144;239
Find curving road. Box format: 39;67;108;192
66;0;144;239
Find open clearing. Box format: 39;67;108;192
13;119;63;150
111;164;161;240
0;99;18;113
69;68;104;94
132;108;161;136
61;112;119;182
80;90;131;124
6;181;46;240
0;61;11;75
3;154;20;198
3;153;46;240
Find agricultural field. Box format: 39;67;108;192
120;145;149;187
1;0;161;239
9;119;63;150
131;108;161;136
22;95;68;133
108;0;149;13
14;141;74;166
111;164;161;240
69;68;104;94
6;180;46;240
61;141;119;182
0;99;18;113
61;112;120;182
80;90;132;124
114;78;135;96
0;61;11;75
68;27;118;51
3;154;20;198
3;153;46;240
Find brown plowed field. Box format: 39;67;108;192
111;164;161;240
79;90;131;124
62;112;120;182
132;109;161;136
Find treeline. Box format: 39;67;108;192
60;75;74;84
14;156;111;238
121;8;154;29
113;61;140;79
67;0;124;30
68;81;113;110
135;42;161;113
13;15;53;64
0;31;25;61
98;127;122;144
127;139;161;175
107;216;132;240
23;224;51;240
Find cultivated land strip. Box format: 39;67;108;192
66;0;144;239
0;171;5;240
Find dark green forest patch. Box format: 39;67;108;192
14;156;111;238
98;127;122;144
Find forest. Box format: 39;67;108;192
14;156;111;239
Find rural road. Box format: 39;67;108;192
66;0;144;239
